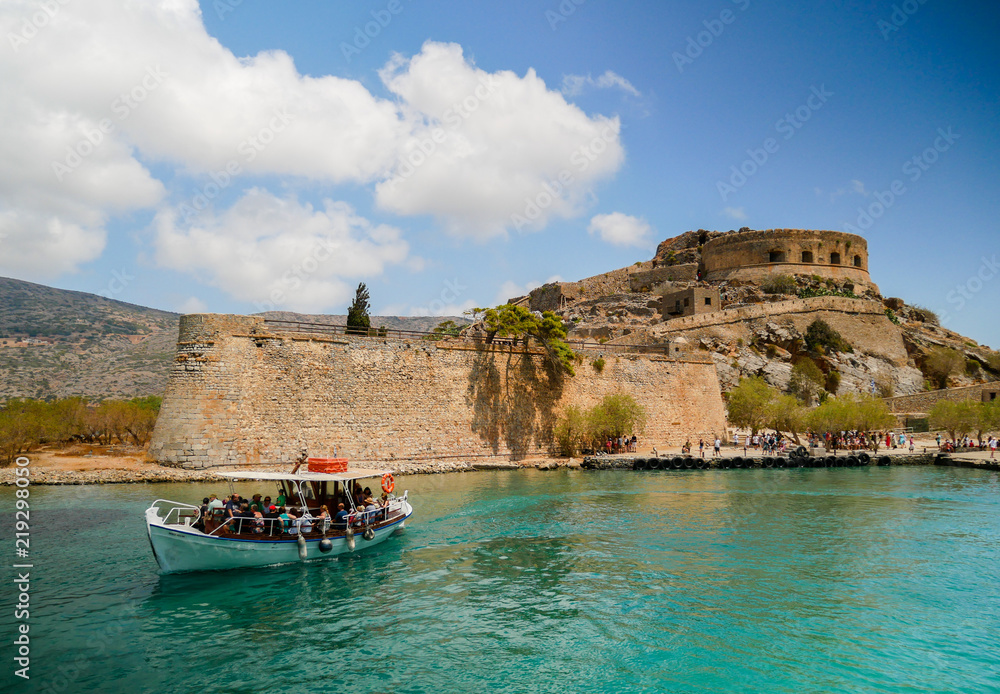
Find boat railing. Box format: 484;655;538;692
182;492;409;537
148;499;201;527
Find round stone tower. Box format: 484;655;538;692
701;228;876;291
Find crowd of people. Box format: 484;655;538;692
194;482;394;535
602;435;638;454
938;434;999;457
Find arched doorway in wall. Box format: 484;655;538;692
830;252;841;265
801;251;814;263
768;250;786;263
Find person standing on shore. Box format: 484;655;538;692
990;437;996;459
713;437;721;457
699;439;705;458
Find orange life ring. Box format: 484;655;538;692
381;473;395;494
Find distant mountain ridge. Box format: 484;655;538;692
0;277;470;401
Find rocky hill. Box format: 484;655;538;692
509;229;1000;401
0;277;470;401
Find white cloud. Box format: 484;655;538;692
3;0;404;183
375;42;625;239
587;213;652;248
177;296;208;314
153;189;410;313
561;70;641;97
819;179;870;202
0;2;628;284
722;206;747;221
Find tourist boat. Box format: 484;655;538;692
144;460;413;573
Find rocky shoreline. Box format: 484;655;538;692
0;456;584;486
3;450;996;486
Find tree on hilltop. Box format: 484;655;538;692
346;282;371;335
469;304;576;376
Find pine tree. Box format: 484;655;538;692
346;283;371;335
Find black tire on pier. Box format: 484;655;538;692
761;457;772;468
670;457;683;470
699;459;710;470
649;457;663;470
825;456;836;467
681;457;693;470
878;455;891;466
847;455;860;467
633;458;648;470
795;446;807;459
859;452;871;465
719;457;732;470
776;457;788;468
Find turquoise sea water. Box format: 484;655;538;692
2;466;1000;693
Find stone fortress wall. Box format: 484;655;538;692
701;229;876;290
149;315;729;469
884;381;1000;414
652;295;887;334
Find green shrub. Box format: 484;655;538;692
884;308;900;325
761;274;797;295
591;357;606;373
911;305;939;325
922;346;965;389
825;370;841;394
805;319;853;354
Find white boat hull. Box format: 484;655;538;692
145;503;412;573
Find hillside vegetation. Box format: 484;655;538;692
0;277;471;401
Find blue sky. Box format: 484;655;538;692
1;0;998;347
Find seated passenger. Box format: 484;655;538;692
298;506;314;534
252;509;265;534
333;503;349;528
278;506;297;533
250;494;264;513
315;505;331;533
195;497;209;531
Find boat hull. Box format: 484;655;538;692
145;504;412;573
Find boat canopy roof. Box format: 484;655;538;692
216;468;391;483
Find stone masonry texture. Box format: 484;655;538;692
149;315;729;468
